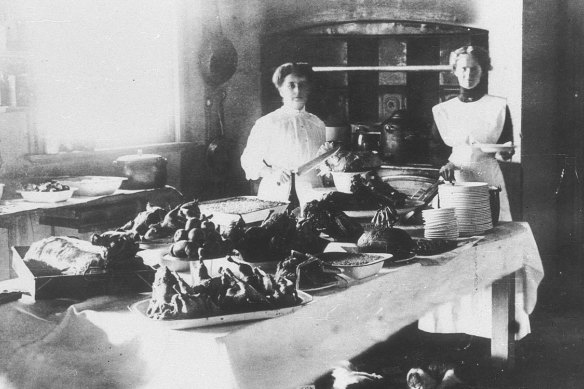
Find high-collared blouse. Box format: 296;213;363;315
241;105;325;181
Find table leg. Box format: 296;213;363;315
491;271;516;370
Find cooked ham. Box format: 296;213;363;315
24;236;108;276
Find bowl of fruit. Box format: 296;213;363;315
17;180;78;203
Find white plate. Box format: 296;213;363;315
390;251;417;264
474;143;516;153
129;290;313;330
17;188;78;203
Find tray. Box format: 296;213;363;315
129;290;313;329
343;198;424;219
12;246;155;301
198;196;288;226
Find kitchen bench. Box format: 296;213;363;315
0;222;542;389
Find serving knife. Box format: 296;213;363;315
295;146;341;176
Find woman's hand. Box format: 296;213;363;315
498;149;515;161
439;162;457;182
272;167;291;186
262;160;291;185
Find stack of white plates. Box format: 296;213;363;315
438;182;493;235
422;207;459;239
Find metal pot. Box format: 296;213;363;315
113;152;167;189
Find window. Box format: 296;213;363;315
27;0;179;153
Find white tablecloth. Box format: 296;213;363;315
0;222;542;389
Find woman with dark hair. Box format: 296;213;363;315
431;45;514;221
241;62;325;203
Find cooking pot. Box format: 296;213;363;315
113;151;167;190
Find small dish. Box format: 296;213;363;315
17;188;78;203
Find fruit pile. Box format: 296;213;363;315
169;214;233;260
22;180;70;192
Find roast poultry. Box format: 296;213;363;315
146;256;301;320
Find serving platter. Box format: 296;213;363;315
129;290;313;330
343;198;424;219
198;196;288;226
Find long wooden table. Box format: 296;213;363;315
0;222;542;389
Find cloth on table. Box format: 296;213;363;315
0;295;237;389
418;222;544;340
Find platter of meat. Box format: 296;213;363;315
198;196;288;225
129;262;312;329
129;291;312;330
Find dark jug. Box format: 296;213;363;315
489;186;501;225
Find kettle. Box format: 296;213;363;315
113;150;167;190
381;110;418;164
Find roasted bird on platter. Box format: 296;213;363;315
146;256;301;320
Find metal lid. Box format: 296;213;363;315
115;150;164;163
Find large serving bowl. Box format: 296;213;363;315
317;252;392;280
17;188;77;203
57;176;126;196
331;171;370;193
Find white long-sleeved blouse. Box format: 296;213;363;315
240;105;325;201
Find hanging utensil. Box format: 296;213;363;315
198;0;238;87
206;90;233;181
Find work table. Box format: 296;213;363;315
0;222;543;389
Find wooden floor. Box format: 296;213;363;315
314;275;584;388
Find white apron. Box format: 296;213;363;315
419;95;530;340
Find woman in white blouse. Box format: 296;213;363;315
241;62;326;203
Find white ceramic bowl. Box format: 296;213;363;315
331;171;370;193
318;252;392;280
57;176;126;196
17;188;77;203
160;254;192;272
